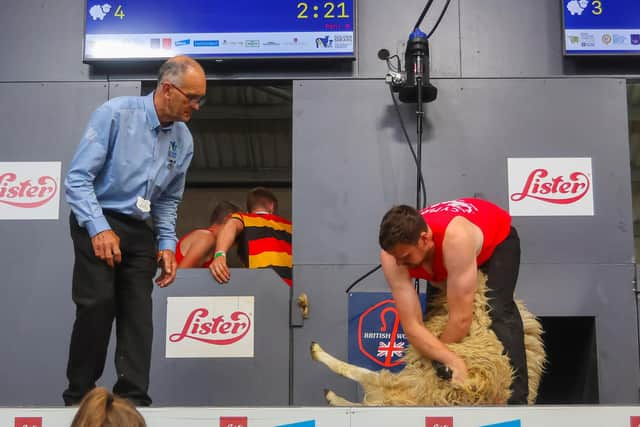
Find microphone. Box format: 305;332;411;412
377;49;390;61
378;47;405;87
398;29;437;104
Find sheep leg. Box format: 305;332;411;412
310;342;377;384
324;389;361;406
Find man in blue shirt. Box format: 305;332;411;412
63;55;206;406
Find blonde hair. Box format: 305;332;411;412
70;387;146;427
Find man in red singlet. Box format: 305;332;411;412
378;198;528;404
176;201;240;268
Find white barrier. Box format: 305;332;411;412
4;406;640;427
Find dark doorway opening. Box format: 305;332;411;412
536;316;599;404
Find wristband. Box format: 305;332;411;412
214;251;226;259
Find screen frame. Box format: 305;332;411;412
562;0;640;56
81;0;358;63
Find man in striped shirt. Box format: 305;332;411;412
209;187;292;286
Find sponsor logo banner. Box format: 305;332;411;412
220;416;248;427
0;162;61;220
166;296;254;358
194;40;220;47
348;292;426;372
481;420;521;427
14;417;42;427
508;157;594;216
315;35;333;48
275;421;315;427
426;416;453;427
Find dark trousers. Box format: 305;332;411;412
479;226;529;404
63;211;156;406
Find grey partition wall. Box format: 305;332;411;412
0;82;107;405
150;269;290;406
292;77;638;404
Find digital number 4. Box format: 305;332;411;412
114;5;125;19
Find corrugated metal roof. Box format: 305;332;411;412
144;80;292;186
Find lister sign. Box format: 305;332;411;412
507;158;594;216
0;162;61;220
166;296;254;358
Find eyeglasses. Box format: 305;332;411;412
168;83;206;108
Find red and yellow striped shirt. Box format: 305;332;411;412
232;212;293;286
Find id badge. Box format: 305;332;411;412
136;196;151;213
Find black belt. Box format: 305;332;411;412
103;209;146;224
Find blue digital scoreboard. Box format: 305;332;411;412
563;0;640;54
84;0;355;61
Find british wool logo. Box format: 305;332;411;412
348;293;423;372
358;299;406;368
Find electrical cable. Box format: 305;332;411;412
386;54;401;73
389;85;428;208
414;0;436;31
426;0;453;39
345;265;382;294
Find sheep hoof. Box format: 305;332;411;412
324;389;336;402
323;389;354;406
310;341;321;360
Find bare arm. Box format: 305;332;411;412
177;231;216;269
381;250;462;368
209;218;244;284
439;217;479;344
215;218;244;254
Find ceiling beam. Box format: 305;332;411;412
192;104;291;120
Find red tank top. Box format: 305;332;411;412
175;228;215;268
408;198;511;282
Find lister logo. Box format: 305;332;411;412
166;296;254;358
220;416;247;427
169;308;251;345
426;416;453;427
0;162;61;220
507;158;594;216
14;417;42;427
0;173;58;207
631;416;640;427
510;168;590;204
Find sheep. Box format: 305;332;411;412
311;271;545;405
89;4;112;21
567;0;589;16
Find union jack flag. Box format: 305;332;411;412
377;340;405;359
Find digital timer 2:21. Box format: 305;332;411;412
297;2;350;19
